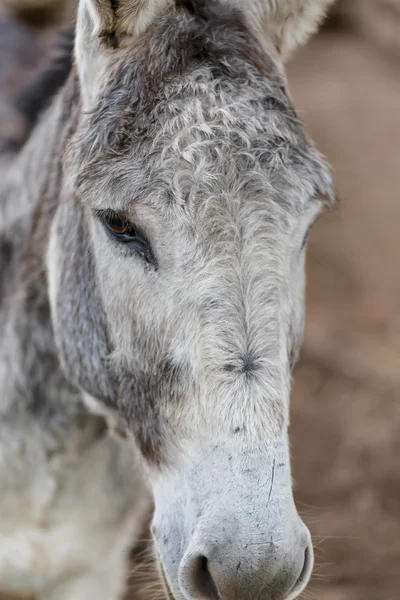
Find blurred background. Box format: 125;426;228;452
1;1;399;599
288;2;400;598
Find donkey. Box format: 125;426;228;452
0;1;335;599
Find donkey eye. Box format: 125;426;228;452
99;210;139;241
104;213;133;236
97;210;156;266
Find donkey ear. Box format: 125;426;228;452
261;0;335;60
75;0;166;107
47;194;117;408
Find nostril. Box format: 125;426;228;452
179;552;220;600
297;547;310;583
299;545;313;585
289;544;314;599
196;556;220;599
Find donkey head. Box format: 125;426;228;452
48;1;334;598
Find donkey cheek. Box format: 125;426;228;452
117;373;176;466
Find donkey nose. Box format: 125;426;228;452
178;536;313;600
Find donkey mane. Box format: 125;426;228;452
13;24;75;150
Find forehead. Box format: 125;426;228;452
71;8;333;218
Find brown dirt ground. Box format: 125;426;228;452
286;29;400;600
1;9;400;600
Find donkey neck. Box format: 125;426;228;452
0;74;83;428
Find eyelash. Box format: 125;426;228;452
96;210;156;266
